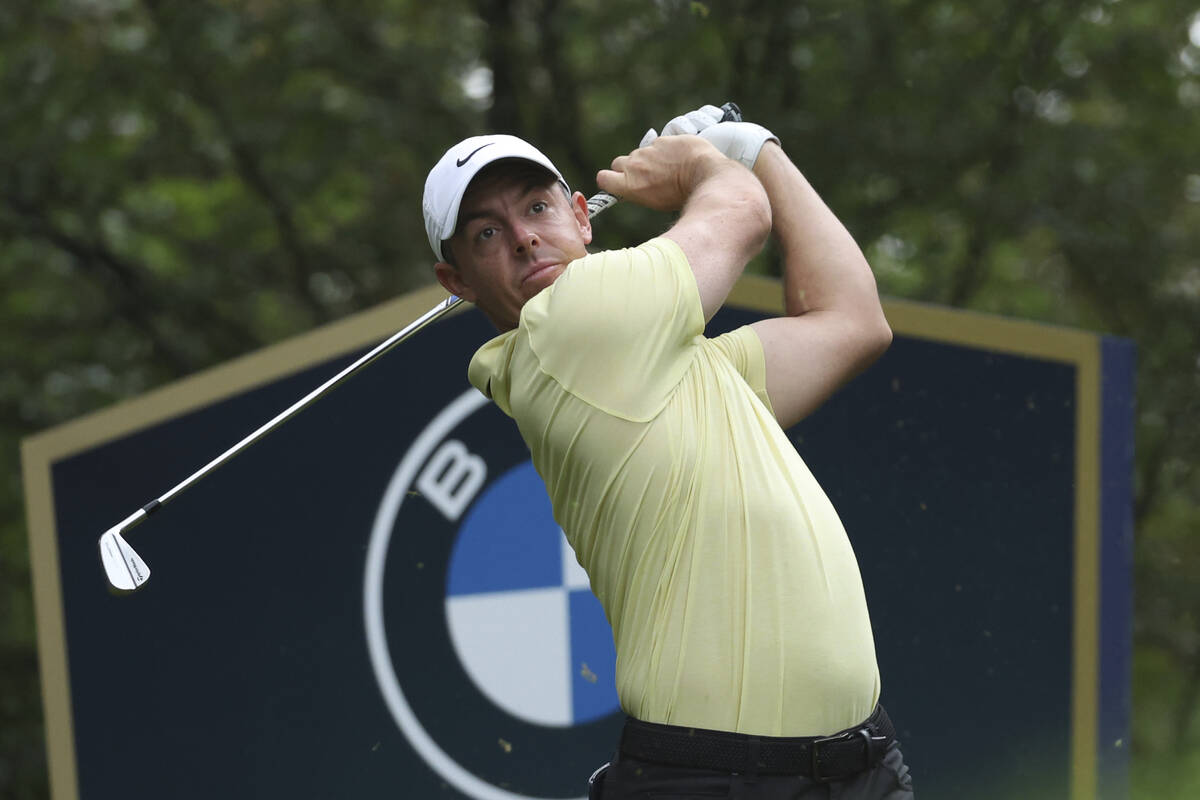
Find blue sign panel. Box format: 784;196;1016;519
22;282;1134;800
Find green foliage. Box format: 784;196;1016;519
2;0;1197;796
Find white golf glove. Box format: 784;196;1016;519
641;104;779;169
639;103;725;147
662;104;726;136
698;121;779;170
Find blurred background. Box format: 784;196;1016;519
2;0;1197;797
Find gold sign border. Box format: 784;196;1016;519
22;277;1102;800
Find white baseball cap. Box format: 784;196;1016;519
422;134;566;262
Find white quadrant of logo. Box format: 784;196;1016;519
445;460;617;728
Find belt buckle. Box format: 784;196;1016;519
810;728;887;783
810;731;852;783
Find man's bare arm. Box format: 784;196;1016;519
749;142;892;429
597;136;771;321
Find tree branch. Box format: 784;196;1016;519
479;0;521;133
2;204;198;374
539;0;588;180
141;0;327;323
2;192;259;373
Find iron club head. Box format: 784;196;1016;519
93;105;747;595
99;526;150;593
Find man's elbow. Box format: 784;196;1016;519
753;183;773;241
737;179;773;254
860;313;893;366
854;265;892;365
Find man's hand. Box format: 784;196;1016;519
646;103;779;170
597;131;770;323
638;103;725;148
596;135;731;212
699;121;779;170
661;104;726;136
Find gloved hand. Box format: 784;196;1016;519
661;104;726;136
639;104;725;147
698;121;779;170
641;104;779;169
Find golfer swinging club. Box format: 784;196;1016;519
422;105;914;799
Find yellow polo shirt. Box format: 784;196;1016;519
468;237;880;736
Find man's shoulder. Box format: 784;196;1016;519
562;237;687;277
492;236;706;422
522;237;691;330
535;238;686;309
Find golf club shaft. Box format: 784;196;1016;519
118;187;599;538
157;294;463;509
102;101;745;582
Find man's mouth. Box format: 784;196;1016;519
522;262;560;286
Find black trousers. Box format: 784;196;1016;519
590;713;915;800
592;741;913;799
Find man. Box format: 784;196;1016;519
422;106;913;799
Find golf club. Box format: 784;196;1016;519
99;101;743;593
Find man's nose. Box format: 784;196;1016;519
513;226;540;254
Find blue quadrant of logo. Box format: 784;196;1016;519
447;460;562;596
569;588;619;723
445;459;620;725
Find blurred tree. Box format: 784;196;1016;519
2;0;1197;797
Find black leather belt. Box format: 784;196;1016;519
619;704;896;782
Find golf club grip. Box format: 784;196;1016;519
586;101;743;217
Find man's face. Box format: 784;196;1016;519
434;164;592;331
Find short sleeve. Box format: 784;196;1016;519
520;237;705;421
708;326;774;416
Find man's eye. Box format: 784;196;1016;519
477;227;496;241
531;201;547;214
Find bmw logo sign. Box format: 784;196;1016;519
365;388;624;799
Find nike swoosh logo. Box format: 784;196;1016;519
456;143;494;167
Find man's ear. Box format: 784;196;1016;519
434;261;476;302
571;191;593;245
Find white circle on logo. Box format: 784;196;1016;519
363;388;587;800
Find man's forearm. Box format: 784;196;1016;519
753;143;886;323
678;153;772;253
670;146;771;320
